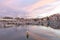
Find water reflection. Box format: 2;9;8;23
0;25;60;40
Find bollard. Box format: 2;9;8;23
26;31;29;39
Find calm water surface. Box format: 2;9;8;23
0;25;60;40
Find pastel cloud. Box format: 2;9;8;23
0;0;60;18
25;0;60;18
0;0;40;10
24;0;56;12
0;0;40;18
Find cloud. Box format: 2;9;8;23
0;0;40;11
0;7;28;18
23;0;55;12
25;0;60;18
0;0;41;18
0;0;60;18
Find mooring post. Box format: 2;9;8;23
26;31;29;40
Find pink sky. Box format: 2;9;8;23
0;0;60;18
